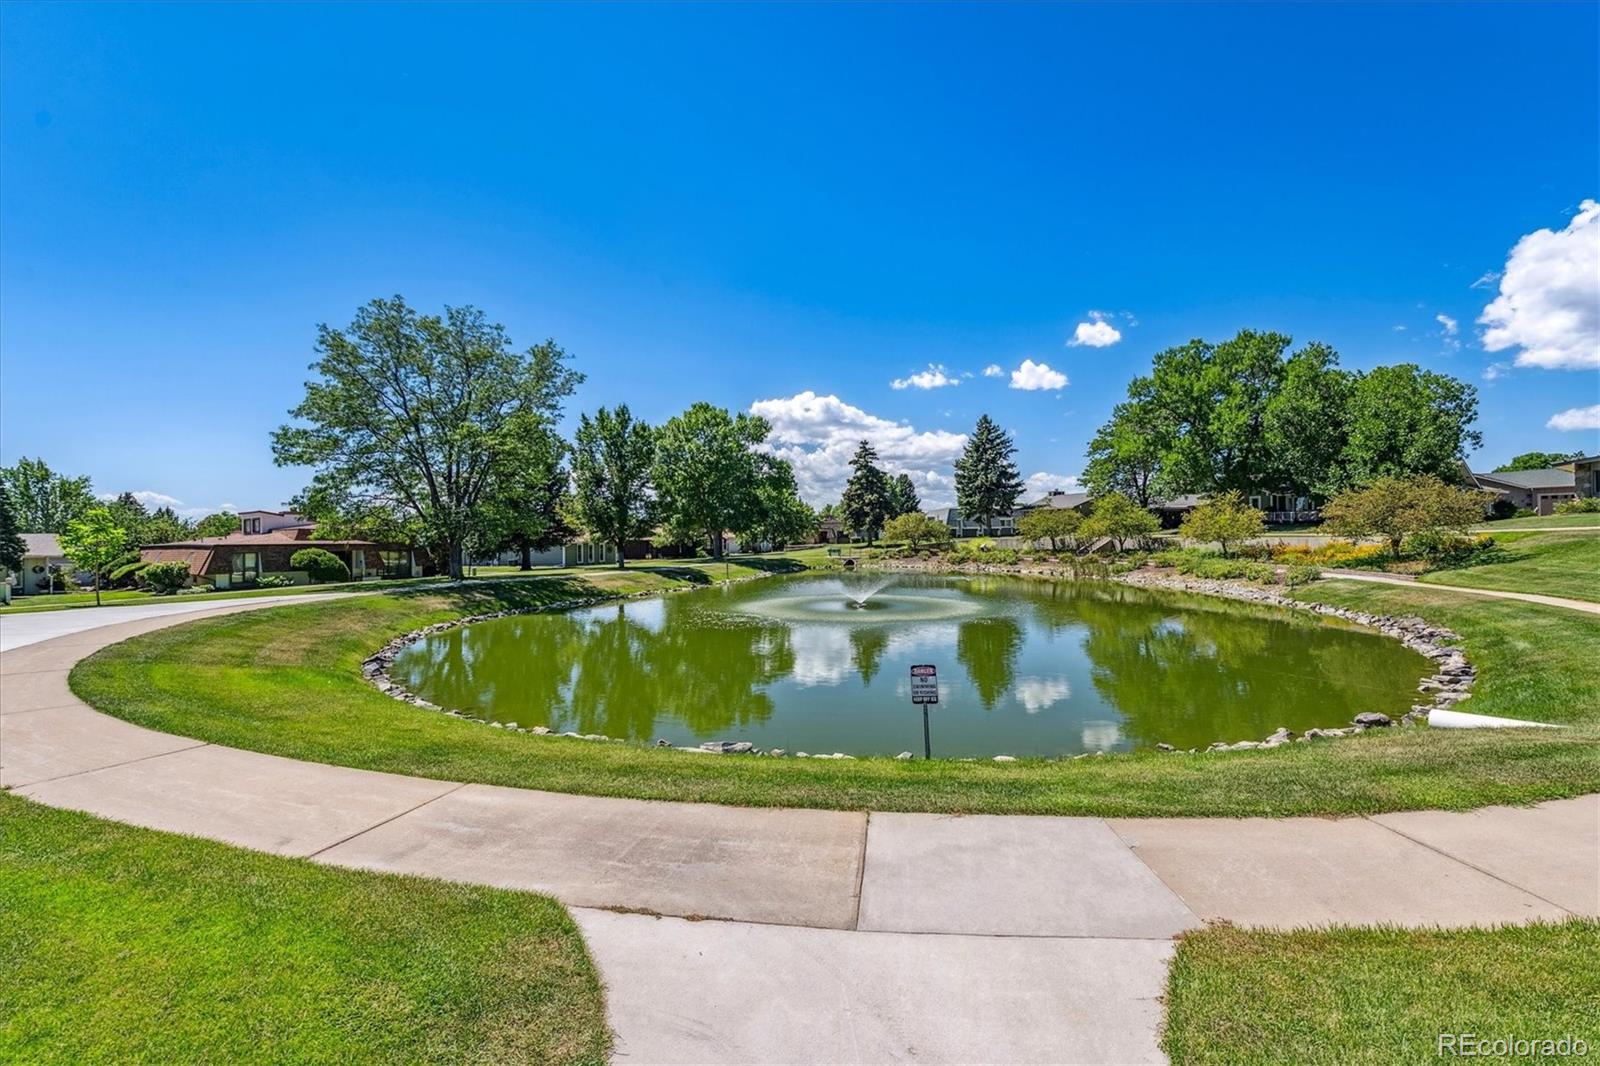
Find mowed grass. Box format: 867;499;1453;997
1164;920;1600;1064
1420;532;1600;603
68;567;1600;817
1475;512;1600;531
0;793;608;1064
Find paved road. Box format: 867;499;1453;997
0;592;363;652
1325;570;1600;615
3;598;1595;1064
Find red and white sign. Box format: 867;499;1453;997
910;664;939;705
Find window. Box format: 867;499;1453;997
241;516;261;534
231;551;260;583
378;549;410;578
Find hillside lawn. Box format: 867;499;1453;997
68;567;1600;818
1420;532;1600;603
0;793;607;1064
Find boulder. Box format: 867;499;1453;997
1352;712;1392;728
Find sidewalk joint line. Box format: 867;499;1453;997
14;740;212;788
305;781;470;860
1365;816;1578;917
849;811;871;931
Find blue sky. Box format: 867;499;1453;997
3;2;1597;514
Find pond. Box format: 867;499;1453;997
390;572;1432;758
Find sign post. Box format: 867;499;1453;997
910;664;938;759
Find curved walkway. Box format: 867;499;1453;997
3;599;1596;1064
1323;569;1600;614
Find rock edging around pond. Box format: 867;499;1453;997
360;563;1476;761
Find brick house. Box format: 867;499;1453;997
141;510;420;588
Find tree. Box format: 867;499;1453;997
144;506;192;545
1340;365;1481;486
272;296;581;579
571;404;657;569
1083;391;1172;507
1079;493;1159;552
1263;342;1356;498
193;511;241;538
882;512;951;550
1177;491;1268;557
652;403;770;559
479;411;572;570
1495;451;1578;472
954;415;1023;534
840;440;892;543
290;547;350;584
0;457;96;533
58;506;129;606
1017;507;1083;552
1321;476;1492;556
0;486;25;575
736;457;815;550
104;492;152;549
885;473;921;519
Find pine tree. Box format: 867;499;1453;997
886;473;921;518
954;415;1023;534
840;440;891;543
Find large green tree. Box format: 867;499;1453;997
652;403;770;559
571;404;657;569
1341;364;1481;486
885;473;921;518
1262;342;1355;497
840;440;891;543
735;456;815;551
192;511;241;538
272;296;581;578
954;415;1023;534
1083;389;1172;506
0;457;96;533
0;487;26;574
479;412;571;570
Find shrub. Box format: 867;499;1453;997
1177;491;1267;556
1267;541;1386;568
1486;498;1518;521
882;512;952;549
1322;476;1494;555
142;561;192;594
289;548;349;584
1283;564;1321;587
109;559;150;588
1408;531;1499;568
254;574;295;588
1555;497;1600;515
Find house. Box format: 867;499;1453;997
1565;455;1600;501
1018;490;1092;513
815;517;847;543
1464;465;1578;516
8;533;73;595
927;507;1017;538
476;539;619;568
140;510;421;588
1242;490;1320;524
1150;493;1206;528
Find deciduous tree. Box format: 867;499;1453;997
1079;493;1159;552
1017;507;1083;552
1494;451;1578;473
1177;491;1267;557
193;511;241;539
58;506;128;606
271;296;581;579
0;457;96;533
571;404;657;569
954;415;1023;534
1083;391;1171;507
1341;365;1481;486
882;511;951;550
652;403;770;559
1321;476;1492;556
0;487;26;575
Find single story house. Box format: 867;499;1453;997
477;538;620;568
1566;454;1600;501
1019;490;1092;513
928;507;1017;538
1464;465;1578;516
8;533;73;595
141;510;420;588
815;517;847;543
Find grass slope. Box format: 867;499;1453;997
1475;512;1600;531
0;793;607;1064
1164;920;1600;1064
1420;532;1600;603
69;568;1600;817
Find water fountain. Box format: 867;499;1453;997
845;577;893;609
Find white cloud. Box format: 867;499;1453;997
95;488;236;521
1479;199;1600;370
982;364;1004;377
1009;359;1069;391
890;364;959;390
1436;313;1459;336
1066;310;1123;348
750;391;967;506
1470;271;1500;290
1022;471;1083;497
1546;404;1600;432
1392;324;1408;332
1482;362;1511;381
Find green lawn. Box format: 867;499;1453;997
1421;532;1600;603
1474;512;1600;530
68;569;1600;818
1164;920;1600;1064
0;793;607;1064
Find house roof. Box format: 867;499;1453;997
1024;492;1091;510
1153;494;1206;510
1471;468;1577;491
141;528;386;550
20;532;63;558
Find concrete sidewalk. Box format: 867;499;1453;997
1324;570;1600;615
3;597;1596;1064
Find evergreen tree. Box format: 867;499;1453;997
840;440;891;543
954;415;1023;534
886;473;921;518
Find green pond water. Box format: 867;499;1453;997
391;573;1432;757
